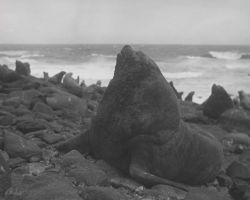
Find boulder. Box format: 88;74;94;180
202;84;233;119
239;90;250;111
32;102;54;116
15;60;31;76
4;130;42;159
0;64;20;82
16;118;47;134
0;152;11;196
226;161;250;180
0;111;16;126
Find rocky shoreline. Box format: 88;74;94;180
0;46;250;200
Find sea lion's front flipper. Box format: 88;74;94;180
129;145;188;192
54;130;90;154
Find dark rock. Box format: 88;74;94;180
0;111;16;126
48;71;66;84
15;60;31;76
4;130;42;159
239;90;250;111
16;118;47;134
202;84;233;119
223;132;250;147
0;152;11;196
226;161;250;180
7;172;82;200
216;173;233;188
32;102;54;116
62;150;107;186
8;157;26;169
0;64;20;82
151;184;187;199
80;186;127;200
229;178;250;200
184;91;195;102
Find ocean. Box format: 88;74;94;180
0;44;250;103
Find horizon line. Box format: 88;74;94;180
0;43;250;46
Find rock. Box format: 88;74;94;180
239;90;250;111
202;84;233;119
0;152;11;196
46;92;87;120
151;184;187;199
62;73;82;96
48;71;66;84
58;46;223;189
184;91;195;102
229;178;250;200
16;118;47;134
15;60;31;76
169;81;183;100
80;186;127;200
43;72;49;81
226;161;250;180
0;64;20;82
4;130;42;159
62;150;107;186
8;172;82;200
0;111;16;126
220;108;250;132
223;132;250;146
32;102;54;116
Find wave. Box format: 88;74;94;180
90;53;116;58
163;72;202;79
204;51;250;60
20;53;44;58
0;50;44;59
0;50;29;57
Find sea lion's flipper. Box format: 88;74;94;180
129;146;188;192
54;130;90;154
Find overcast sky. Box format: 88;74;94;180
0;0;250;44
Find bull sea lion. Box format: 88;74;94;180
49;71;66;84
56;46;223;191
184;91;195;102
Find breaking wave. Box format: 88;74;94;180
204;51;250;60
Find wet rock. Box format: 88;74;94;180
4;130;42;159
202;84;233;119
8;157;26;169
223;132;250;147
16;118;47;134
80;186;127;200
151;184;187;199
0;152;11;196
15;60;31;76
229;178;250;200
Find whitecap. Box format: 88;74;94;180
209;51;243;60
163;72;202;79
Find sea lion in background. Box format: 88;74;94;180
169;81;183;100
49;71;66;84
56;46;223;191
239;90;250;111
62;73;82;96
184;91;195;102
43;72;49;82
202;84;233;119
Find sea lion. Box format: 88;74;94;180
202;84;233;119
62;73;82;96
56;46;223;190
169;81;183;100
49;71;66;84
43;72;49;82
238;90;250;111
184;91;195;102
